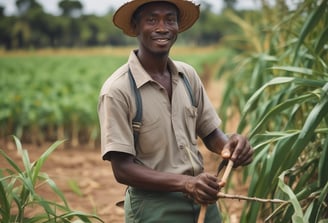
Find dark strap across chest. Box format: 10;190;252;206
128;69;195;145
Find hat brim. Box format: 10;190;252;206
113;0;200;37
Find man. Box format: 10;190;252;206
98;0;253;222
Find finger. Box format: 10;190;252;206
221;147;231;159
221;133;242;159
221;135;237;159
240;154;253;166
234;143;253;166
199;193;218;204
218;180;225;187
199;177;220;195
196;174;218;191
230;140;246;161
202;178;220;193
235;143;251;163
204;173;218;181
195;188;217;204
207;180;220;190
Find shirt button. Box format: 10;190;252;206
179;145;184;150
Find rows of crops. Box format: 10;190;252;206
0;47;224;147
1;53;124;147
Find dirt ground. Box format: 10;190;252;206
0;80;249;223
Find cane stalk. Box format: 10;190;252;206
217;192;288;204
197;160;234;223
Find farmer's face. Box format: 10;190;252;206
133;2;179;56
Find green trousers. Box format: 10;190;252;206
124;187;221;223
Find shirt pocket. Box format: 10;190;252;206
138;116;163;154
184;106;198;145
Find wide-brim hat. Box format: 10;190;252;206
113;0;200;37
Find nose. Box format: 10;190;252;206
155;20;168;33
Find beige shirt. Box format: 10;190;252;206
98;50;221;176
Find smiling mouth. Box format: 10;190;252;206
154;38;170;43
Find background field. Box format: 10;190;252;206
0;46;227;147
0;46;246;223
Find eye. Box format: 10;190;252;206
146;16;157;24
166;16;177;25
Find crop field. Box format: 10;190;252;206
0;46;225;147
1;47;243;223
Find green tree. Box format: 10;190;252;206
58;0;83;17
16;0;42;16
223;0;237;10
0;6;4;17
57;0;84;47
13;0;49;48
0;7;15;49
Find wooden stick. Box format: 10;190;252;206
197;204;207;223
217;192;288;203
197;160;234;223
220;160;234;183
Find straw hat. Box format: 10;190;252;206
113;0;200;37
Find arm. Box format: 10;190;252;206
202;128;253;167
105;151;220;205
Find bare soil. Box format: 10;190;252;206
0;80;249;223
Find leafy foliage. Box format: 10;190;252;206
0;136;103;222
0;47;223;147
218;0;328;222
0;53;129;147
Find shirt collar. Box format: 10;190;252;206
128;50;180;88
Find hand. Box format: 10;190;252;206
221;134;253;167
184;173;221;205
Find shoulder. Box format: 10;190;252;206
99;63;130;97
173;60;202;87
174;61;197;75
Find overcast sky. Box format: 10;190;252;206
0;0;268;16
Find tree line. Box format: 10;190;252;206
0;0;241;50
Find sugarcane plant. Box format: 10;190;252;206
0;136;104;223
218;0;328;222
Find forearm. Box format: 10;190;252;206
108;151;222;204
109;151;191;193
202;128;229;154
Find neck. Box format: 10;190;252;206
136;50;170;75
